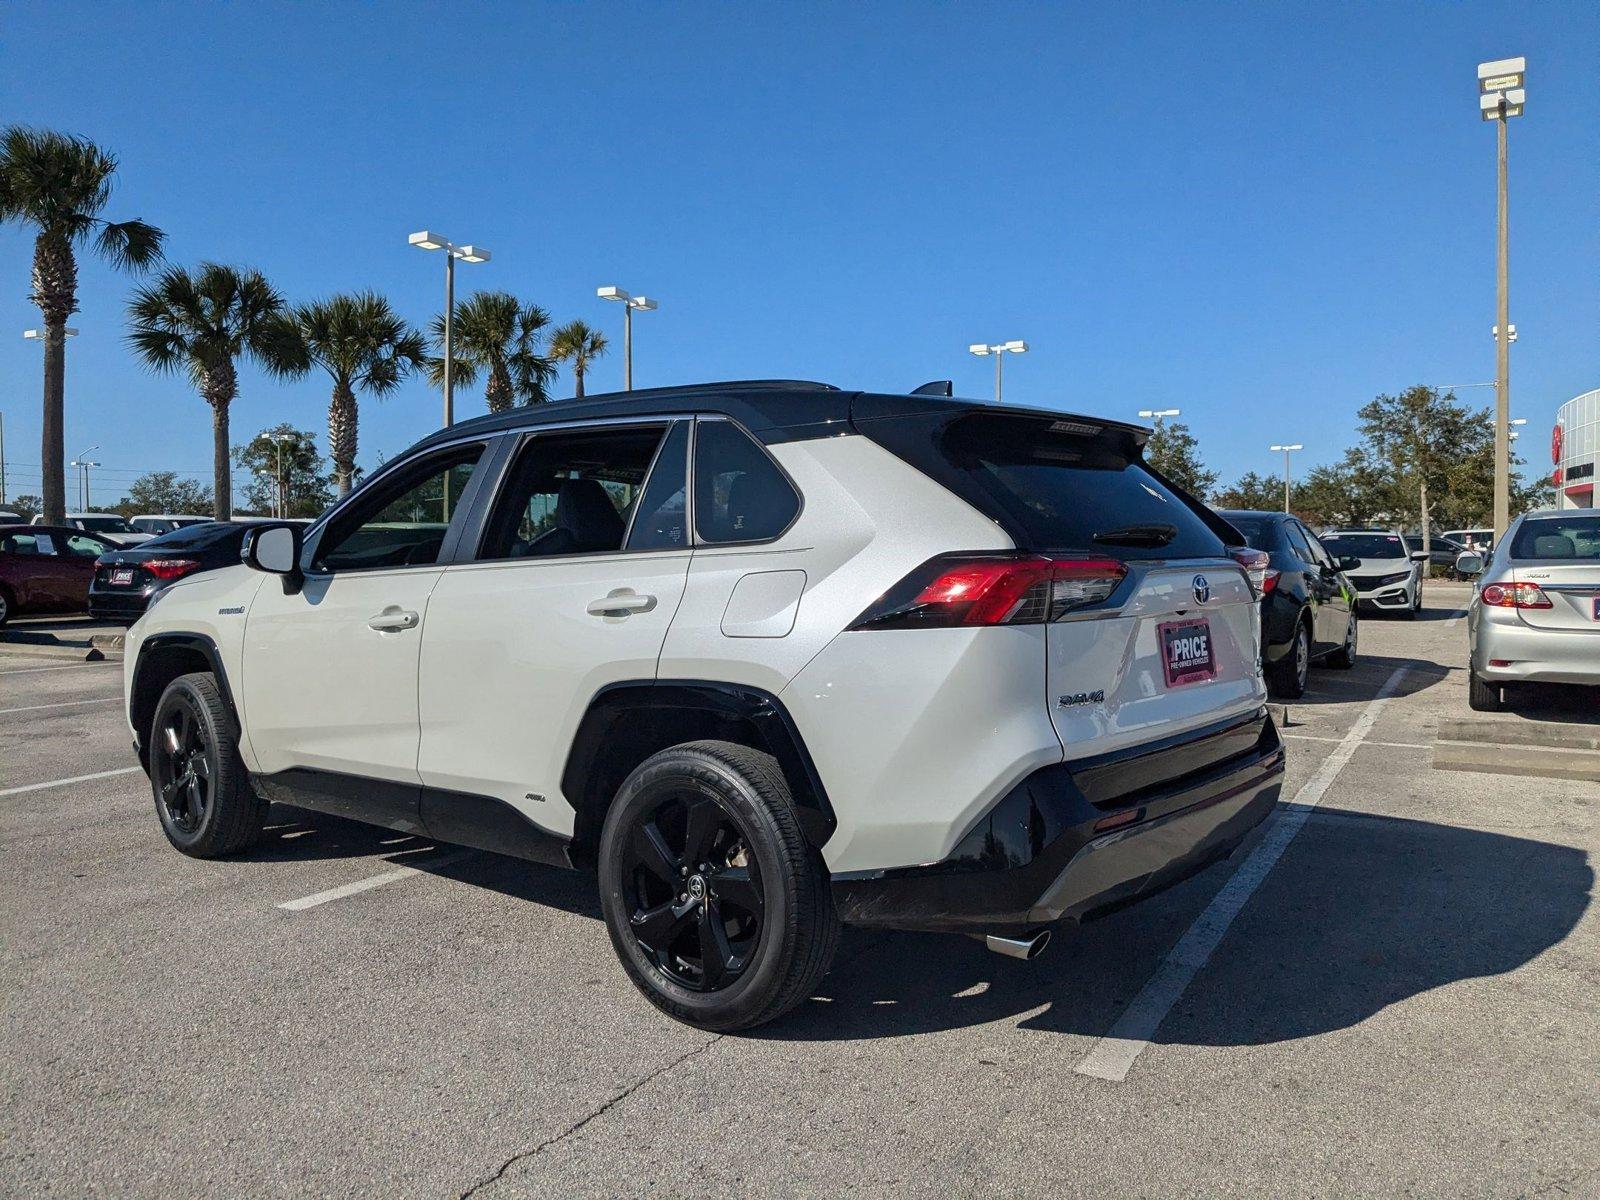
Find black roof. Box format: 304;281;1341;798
411;379;1150;451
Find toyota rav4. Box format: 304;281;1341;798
123;381;1285;1030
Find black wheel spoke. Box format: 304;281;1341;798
633;820;681;886
683;799;722;867
697;901;737;989
713;866;762;918
631;899;693;955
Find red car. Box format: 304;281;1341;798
0;524;117;627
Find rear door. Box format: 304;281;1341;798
1509;515;1600;631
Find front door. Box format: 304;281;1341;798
418;421;692;839
241;443;488;785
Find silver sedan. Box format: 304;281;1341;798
1457;510;1600;712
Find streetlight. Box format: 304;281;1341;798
409;231;491;427
597;287;657;391
968;341;1028;403
1270;443;1303;513
69;444;99;511
24;327;78;340
1478;55;1526;538
1138;408;1181;423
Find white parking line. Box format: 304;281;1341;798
1283;733;1426;750
0;661;118;676
0;697;121;716
1074;663;1412;1084
0;766;141;798
277;849;475;912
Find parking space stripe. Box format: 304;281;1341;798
1284;733;1426;750
1073;663;1412;1084
0;697;120;716
277;849;475;912
0;766;141;797
0;661;119;676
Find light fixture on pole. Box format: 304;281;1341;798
597;287;657;391
409;231;491;427
69;444;99;511
24;327;78;340
968;341;1028;403
1270;443;1303;513
1138;408;1181;424
1478;55;1525;538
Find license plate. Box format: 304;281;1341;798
1593;597;1600;621
110;568;135;586
1159;618;1215;687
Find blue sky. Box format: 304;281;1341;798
2;1;1595;507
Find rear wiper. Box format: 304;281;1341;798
1091;523;1178;547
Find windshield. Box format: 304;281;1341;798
1510;516;1600;561
143;523;246;551
76;516;135;533
1323;533;1407;559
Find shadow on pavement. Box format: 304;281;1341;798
1292;653;1452;705
755;807;1591;1045
1496;682;1600;725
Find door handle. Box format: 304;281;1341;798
368;608;420;632
586;590;656;617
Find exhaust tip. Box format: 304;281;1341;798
985;929;1052;961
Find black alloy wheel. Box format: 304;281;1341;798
149;672;267;857
153;691;213;836
620;792;765;992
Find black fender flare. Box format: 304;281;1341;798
130;633;240;767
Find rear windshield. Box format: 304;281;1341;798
1510;516;1600;561
1322;533;1406;559
863;411;1226;559
1216;515;1281;550
143;523;246;551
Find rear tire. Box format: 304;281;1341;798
1468;670;1503;713
1326;614;1357;669
1266;620;1311;699
149;672;266;857
0;584;13;628
598;739;840;1032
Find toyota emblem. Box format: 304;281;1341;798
1192;574;1211;605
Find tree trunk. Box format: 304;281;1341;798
30;232;78;525
486;363;513;414
200;364;238;521
328;378;358;496
573;360;586;399
1419;478;1430;559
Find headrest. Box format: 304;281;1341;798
1531;534;1575;558
555;478;625;552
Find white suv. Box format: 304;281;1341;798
123;381;1285;1030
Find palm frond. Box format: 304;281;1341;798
94;218;164;271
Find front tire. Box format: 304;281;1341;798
1468;670;1503;713
0;584;14;628
1266;620;1311;699
149;672;266;857
598;740;840;1032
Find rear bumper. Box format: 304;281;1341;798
87;584;155;621
831;709;1285;935
1474;616;1600;686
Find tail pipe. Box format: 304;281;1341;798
983;929;1052;961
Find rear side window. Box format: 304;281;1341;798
867;412;1225;559
1511;516;1600;560
693;420;799;544
1283;522;1316;563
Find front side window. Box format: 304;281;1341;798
478;425;673;561
1301;527;1337;569
693;420;800;544
1;533;53;556
314;445;483;572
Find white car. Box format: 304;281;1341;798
122;381;1285;1030
1321;529;1428;618
130;514;212;536
32;512;154;547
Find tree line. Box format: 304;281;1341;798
1146;385;1553;536
1;127;611;523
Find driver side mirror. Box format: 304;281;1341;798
1409;550;1430;562
242;525;303;593
1455;551;1485;577
1336;555;1361;572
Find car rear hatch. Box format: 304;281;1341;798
1511;563;1600;631
853;403;1263;759
94;551;148;590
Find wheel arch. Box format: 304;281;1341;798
130;633;239;770
561;681;836;866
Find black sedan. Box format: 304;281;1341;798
1218;510;1361;699
89;521;288;622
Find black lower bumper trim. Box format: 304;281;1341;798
831;712;1285;935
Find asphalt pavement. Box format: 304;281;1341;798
2;587;1595;1198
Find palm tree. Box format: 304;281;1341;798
549;320;609;399
0;127;164;523
289;293;425;496
428;292;556;413
126;264;307;520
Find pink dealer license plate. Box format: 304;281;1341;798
1159;619;1216;687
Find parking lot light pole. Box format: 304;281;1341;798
968;341;1028;403
69;445;99;511
1138;407;1181;428
1478;56;1525;538
1270;443;1303;513
409;232;492;428
597;287;657;391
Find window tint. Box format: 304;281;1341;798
1218;516;1281;550
627;422;689;551
1283;522;1315;563
693;420;799;544
315;445;482;572
1510;515;1600;561
478;425;667;561
1301;527;1337;569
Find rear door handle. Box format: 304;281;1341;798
368;608;420;632
587;590;656;616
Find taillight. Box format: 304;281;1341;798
1481;581;1552;609
1229;547;1271;597
143;558;201;581
1260;568;1281;595
848;553;1129;630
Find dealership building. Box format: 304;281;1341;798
1553;387;1599;510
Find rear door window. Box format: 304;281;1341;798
1284;522;1316;564
693;419;800;544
